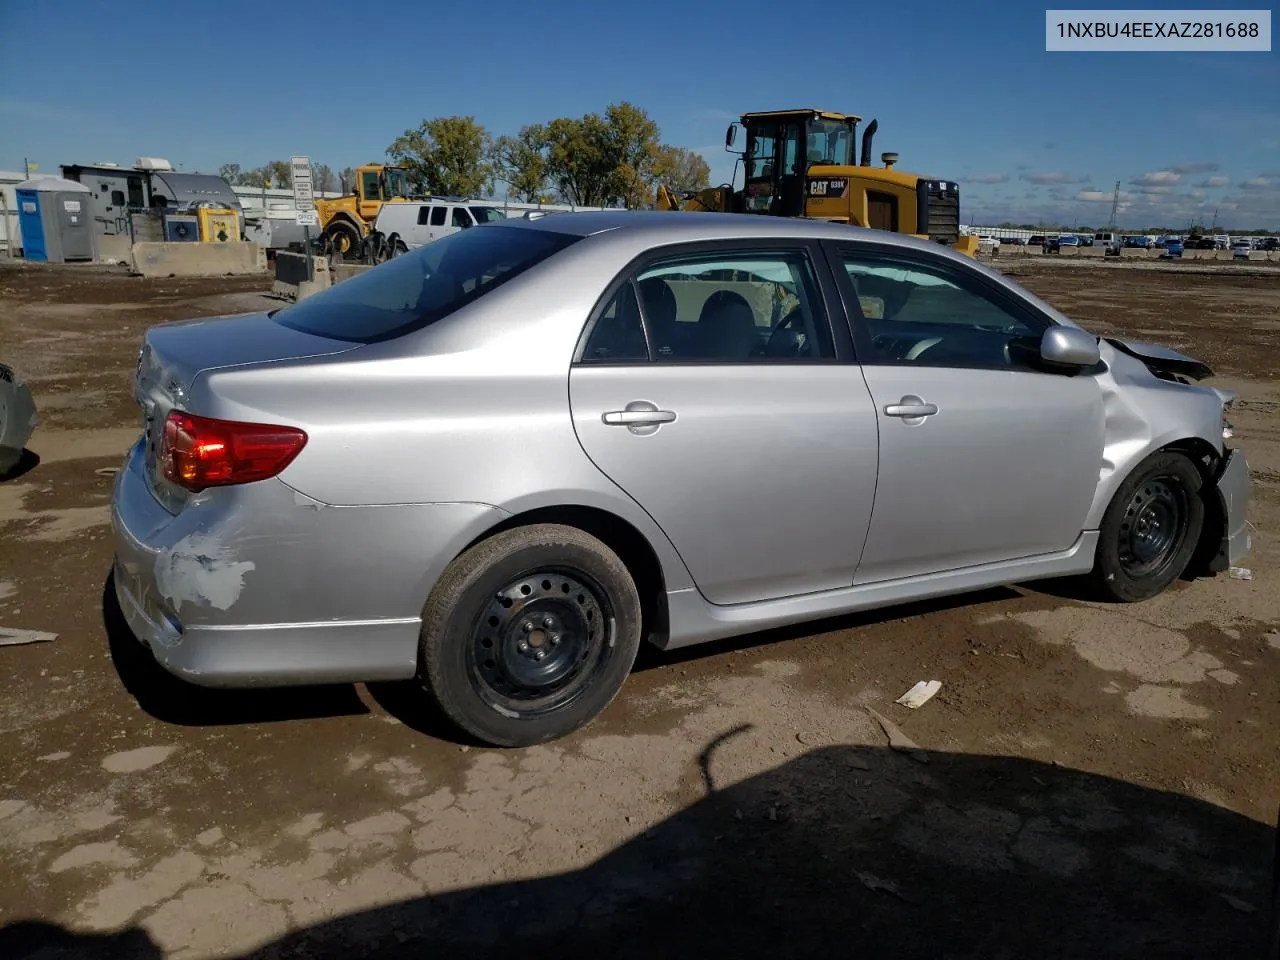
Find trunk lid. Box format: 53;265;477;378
134;311;360;512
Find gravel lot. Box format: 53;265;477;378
0;257;1277;959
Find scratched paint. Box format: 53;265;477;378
153;532;255;613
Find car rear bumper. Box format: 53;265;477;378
1208;447;1252;572
110;437;506;688
0;370;37;470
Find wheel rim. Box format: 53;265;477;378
467;568;612;716
1118;477;1189;578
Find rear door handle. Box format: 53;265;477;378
603;409;676;426
884;395;939;418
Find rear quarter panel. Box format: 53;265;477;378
185;235;700;593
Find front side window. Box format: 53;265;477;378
839;251;1046;369
272;225;579;344
470;207;507;223
360;171;381;201
615;250;833;362
451;207;472;228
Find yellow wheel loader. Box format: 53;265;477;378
655;109;980;258
315;164;421;259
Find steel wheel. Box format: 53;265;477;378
1090;451;1205;603
419;523;643;747
1117;477;1190;579
468;568;612;716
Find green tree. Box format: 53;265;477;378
388;116;493;197
542;101;664;207
654;145;711;193
491;124;551;202
218;163;241;184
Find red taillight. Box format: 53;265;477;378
160;411;307;492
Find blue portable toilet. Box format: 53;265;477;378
16;177;96;262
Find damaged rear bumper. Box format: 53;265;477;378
1206;446;1252;573
0;363;37;473
109;437;506;688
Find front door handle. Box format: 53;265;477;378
603;409;676;426
884;395;939;419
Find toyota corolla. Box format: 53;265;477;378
110;211;1252;747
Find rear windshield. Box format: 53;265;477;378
272;225;578;343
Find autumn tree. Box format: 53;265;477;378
490;124;551;202
388;116;493;197
541;102;664;207
654;146;711;193
339;166;356;193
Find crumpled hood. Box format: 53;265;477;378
1104;338;1214;382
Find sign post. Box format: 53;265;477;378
290;155;318;281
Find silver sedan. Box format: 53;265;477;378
110;211;1252;747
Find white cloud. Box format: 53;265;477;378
964;173;1009;184
1197;176;1230;188
1130;170;1182;186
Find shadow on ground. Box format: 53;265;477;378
4;739;1275;959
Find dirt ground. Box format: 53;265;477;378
0;257;1277;959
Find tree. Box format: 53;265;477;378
218;163;241;184
654;145;711;193
490;124;551;202
541;101;664;207
312;163;337;193
388;116;493;197
339;166;356;193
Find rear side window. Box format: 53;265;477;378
271;225;579;344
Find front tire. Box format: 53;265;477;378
1090;451;1205;602
324;220;362;261
419;524;642;747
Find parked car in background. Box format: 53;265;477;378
1042;235;1061;253
109;211;1253;747
1163;238;1184;258
0;362;37;477
1076;234;1094;247
1232;240;1252;259
1093;231;1122;256
1028;234;1046;246
1059;234;1081;248
1261;237;1279;252
977;235;1001;255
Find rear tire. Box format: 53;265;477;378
419;524;642;747
1089;451;1205;602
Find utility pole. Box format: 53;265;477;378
1108;180;1120;231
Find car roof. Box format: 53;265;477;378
487;209;970;259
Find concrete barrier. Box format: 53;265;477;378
271;251;330;301
132;241;267;279
96;234;133;265
334;263;375;282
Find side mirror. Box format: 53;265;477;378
725;123;739;149
1040;326;1100;369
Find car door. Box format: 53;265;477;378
568;240;881;607
823;240;1105;585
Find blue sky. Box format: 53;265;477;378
2;0;1277;227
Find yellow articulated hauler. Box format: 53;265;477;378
656;109;980;258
